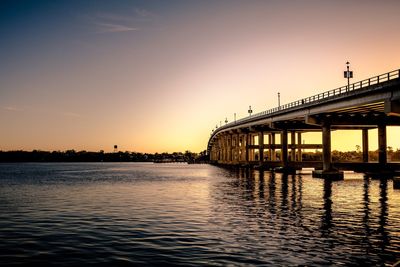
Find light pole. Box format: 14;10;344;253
234;113;236;123
278;92;281;109
248;106;252;117
344;61;353;91
225;118;228;124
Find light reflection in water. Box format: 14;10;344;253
0;163;399;266
211;167;400;265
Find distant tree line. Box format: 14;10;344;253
1;148;398;163
0;150;209;163
301;148;400;162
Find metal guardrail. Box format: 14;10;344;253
211;68;400;137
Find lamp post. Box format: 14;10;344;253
248;106;252;117
225;118;228;124
234;113;236;123
278;92;281;109
344;61;353;91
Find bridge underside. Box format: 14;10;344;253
208;75;400;179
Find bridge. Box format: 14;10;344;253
207;69;400;179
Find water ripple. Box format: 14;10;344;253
1;163;400;266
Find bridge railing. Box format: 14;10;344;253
213;68;400;136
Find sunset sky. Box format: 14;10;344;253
1;0;400;153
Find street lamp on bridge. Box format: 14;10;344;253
278;92;281;109
248;106;252;117
344;61;353;91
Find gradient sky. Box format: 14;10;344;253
1;0;400;153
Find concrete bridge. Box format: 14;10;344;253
207;69;400;179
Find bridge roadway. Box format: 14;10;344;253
207;69;400;179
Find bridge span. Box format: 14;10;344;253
207;69;400;179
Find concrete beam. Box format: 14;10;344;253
272;120;321;130
305;115;321;126
385;99;400;116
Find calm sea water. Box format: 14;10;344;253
0;163;399;266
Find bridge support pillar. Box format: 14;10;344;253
362;129;369;163
270;133;276;161
259;132;264;163
245;133;250;162
378;124;387;165
281;129;288;166
313;124;343;180
241;135;246;162
322;124;332;171
223;135;227;163
228;135;231;162
297;132;302;162
290;131;296;161
235;136;238;162
275;129;298;173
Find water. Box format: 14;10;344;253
0;163;399;266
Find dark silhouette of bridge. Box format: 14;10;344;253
207;69;400;179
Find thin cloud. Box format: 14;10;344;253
94;22;139;33
95;12;135;23
82;8;156;34
133;8;157;21
2;106;23;112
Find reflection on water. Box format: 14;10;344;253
321;179;333;234
211;167;400;266
0;163;399;266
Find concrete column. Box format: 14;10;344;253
240;135;245;161
227;136;230;162
228;135;232;162
230;135;233;162
245;133;250;162
222;136;226;162
297;132;302;162
250;134;254;161
217;138;221;161
224;136;227;162
271;133;276;161
236;133;240;162
219;137;222;162
268;134;272;161
281;129;288;166
322;124;332;171
362;129;369;163
221;136;225;162
259;131;264;163
378;124;387;165
290;131;296;161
